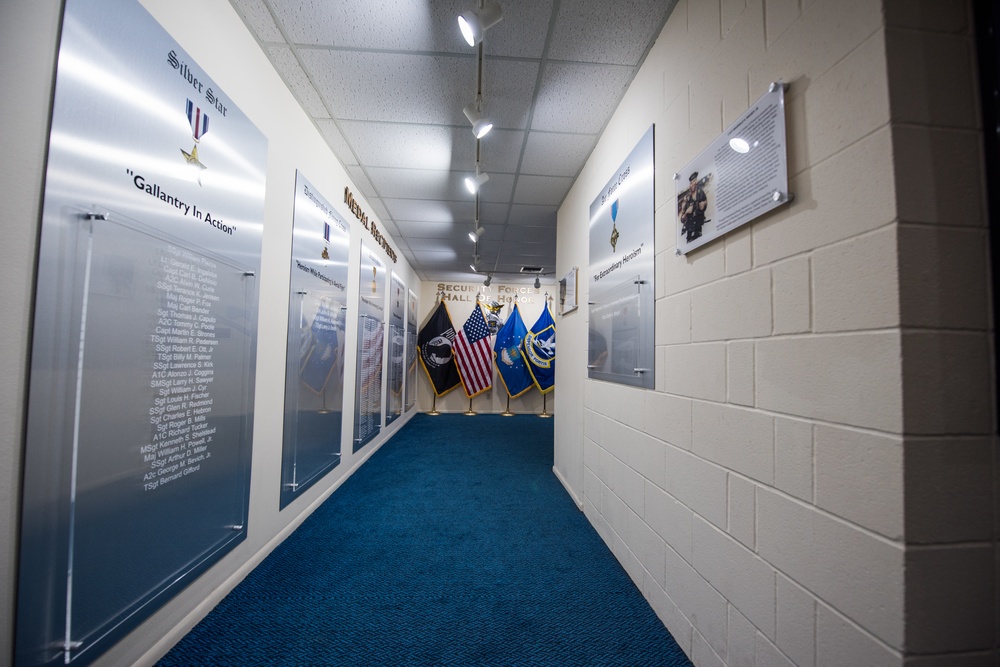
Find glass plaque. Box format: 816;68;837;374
279;173;349;508
588;126;655;389
676;84;789;255
404;289;418;412
352;246;385;451
385;273;406;426
16;1;267;665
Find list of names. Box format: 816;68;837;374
142;244;220;491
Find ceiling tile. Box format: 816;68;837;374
384;198;473;223
506;204;556;226
476;129;526;174
480;0;554;59
480;59;540;130
346;165;377;199
512;174;574;206
531;62;635;134
299;50;473;125
232;0;285;43
366;167;514;204
229;0;677;282
521;131;596;177
368;197;391;224
395;219;459;238
547;0;673;66
266;0;467;52
267;46;330;119
477;201;510;224
340;122;470;172
505;224;556;244
315;119;359;165
411;248;461;263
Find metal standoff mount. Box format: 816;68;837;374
771;190;795;204
84;212;108;221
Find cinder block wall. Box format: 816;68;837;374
553;1;996;664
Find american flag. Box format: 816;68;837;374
454;304;493;397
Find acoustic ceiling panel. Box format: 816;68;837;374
512;174;575;206
547;0;673;66
531;62;636;134
521;131;597;178
229;0;677;281
266;46;330;119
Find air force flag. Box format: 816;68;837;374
523;303;555;394
493;304;533;398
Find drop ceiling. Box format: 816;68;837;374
229;0;676;282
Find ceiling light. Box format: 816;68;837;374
457;2;503;47
533;276;541;289
471;255;481;272
463;104;493;139
469;225;486;242
464;172;489;194
483;275;493;287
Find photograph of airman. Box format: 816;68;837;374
677;170;713;243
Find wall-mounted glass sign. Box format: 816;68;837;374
353;246;385;451
588;126;655;389
385;273;406;426
676;83;790;255
280;173;349;508
16;1;267;664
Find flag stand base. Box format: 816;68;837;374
464;397;477;416
426;393;441;416
538;393;552;418
500;394;514;417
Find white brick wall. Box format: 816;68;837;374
555;0;997;665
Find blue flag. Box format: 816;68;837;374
523;302;555;393
493;304;533;398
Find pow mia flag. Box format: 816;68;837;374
417;301;462;396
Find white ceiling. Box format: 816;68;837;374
229;0;676;283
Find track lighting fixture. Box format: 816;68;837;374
463;104;493;139
457;2;503;47
465;171;489;194
533;276;541;289
470;254;481;272
468;224;486;242
483;274;493;287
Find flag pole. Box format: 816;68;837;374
427;392;440;416
501;393;514;417
538;392;551;418
464;396;477;416
538;292;553;418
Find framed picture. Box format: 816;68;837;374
559;267;578;314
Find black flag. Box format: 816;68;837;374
417;301;462;396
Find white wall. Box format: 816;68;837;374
554;0;996;665
0;0;422;664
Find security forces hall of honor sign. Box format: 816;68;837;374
588;126;656;389
16;1;268;665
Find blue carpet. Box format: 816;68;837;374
158;413;693;666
